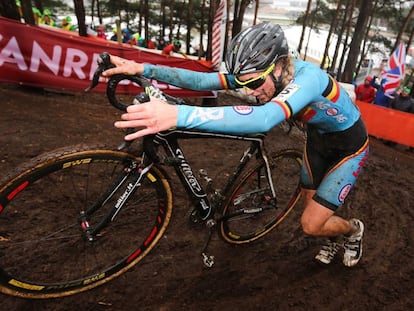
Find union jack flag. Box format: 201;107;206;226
382;43;406;97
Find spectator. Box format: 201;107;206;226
61;16;76;31
390;87;414;113
371;76;391;107
157;37;167;50
162;39;182;56
147;38;156;49
110;27;118;41
41;9;54;26
121;28;132;44
96;25;107;40
32;8;42;25
355;76;376;103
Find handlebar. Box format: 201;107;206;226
85;52;185;112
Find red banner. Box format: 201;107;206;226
0;17;215;98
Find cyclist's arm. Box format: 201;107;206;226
175;69;325;134
143;64;238;90
176;103;287;134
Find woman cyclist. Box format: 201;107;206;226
102;22;368;267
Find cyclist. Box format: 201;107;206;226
102;22;368;267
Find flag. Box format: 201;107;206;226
381;43;406;96
211;0;227;70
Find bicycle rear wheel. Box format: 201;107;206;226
220;149;302;244
0;145;172;298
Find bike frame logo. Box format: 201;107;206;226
175;149;202;193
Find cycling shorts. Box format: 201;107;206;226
300;117;369;211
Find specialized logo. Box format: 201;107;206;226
338;184;352;203
233;105;253;115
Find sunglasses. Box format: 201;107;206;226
235;63;275;90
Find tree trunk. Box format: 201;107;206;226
199;0;206;55
298;0;312;55
231;0;250;38
97;0;102;25
321;0;343;70
337;0;355;79
169;0;175;40
0;0;21;20
186;0;193;55
74;0;87;37
144;0;149;44
21;0;35;24
342;0;373;83
253;0;259;25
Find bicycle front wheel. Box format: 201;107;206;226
0;145;172;298
220;149;302;244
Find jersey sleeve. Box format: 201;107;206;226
143;64;238;90
176;102;289;134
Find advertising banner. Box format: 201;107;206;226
356;100;414;147
0;17;215;98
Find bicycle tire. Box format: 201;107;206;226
0;145;173;298
220;149;302;244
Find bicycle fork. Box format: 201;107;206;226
79;158;153;242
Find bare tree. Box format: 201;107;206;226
298;0;312;55
321;0;344;70
342;0;373;82
186;0;194;55
231;0;250;38
74;0;87;36
337;0;356;79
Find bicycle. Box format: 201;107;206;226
0;52;303;299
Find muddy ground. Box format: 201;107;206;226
0;84;413;311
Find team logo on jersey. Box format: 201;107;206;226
338;184;352;203
275;84;300;102
233;106;253;115
326;108;339;116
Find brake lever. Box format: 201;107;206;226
85;52;115;93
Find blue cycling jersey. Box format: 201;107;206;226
143;59;361;134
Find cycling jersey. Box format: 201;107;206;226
142;59;369;210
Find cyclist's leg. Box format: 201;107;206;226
300;189;351;237
300;135;369;265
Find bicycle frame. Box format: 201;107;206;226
82;128;276;241
151;129;277;221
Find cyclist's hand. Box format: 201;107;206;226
114;97;178;140
102;55;144;77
